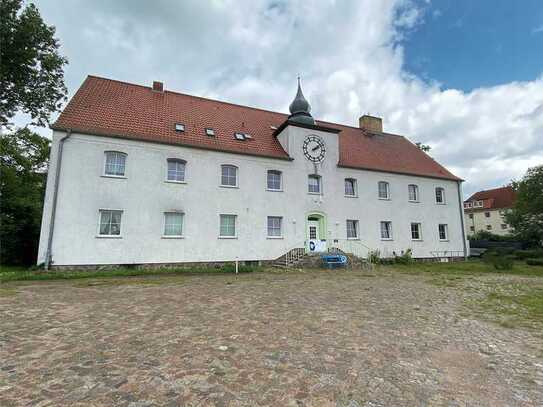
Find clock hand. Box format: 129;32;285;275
311;145;320;152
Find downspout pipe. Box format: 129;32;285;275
457;180;468;260
44;129;72;270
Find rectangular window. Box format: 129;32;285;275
308;175;321;194
484;212;490;218
435;187;445;204
378;182;390;199
205;128;215;136
267;170;282;190
221;165;238;187
104;151;126;176
468;213;473;219
380;221;392;239
164;212;184;236
267;216;282;237
219;214;236;237
167;159;186;182
486;225;492;230
347;220;358;239
408;184;419;202
99;210;122;236
344;179;356;196
501;224;507;230
470;226;475;231
438;224;448;240
411;223;422;240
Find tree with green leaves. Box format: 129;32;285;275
1;128;50;265
506;165;543;247
1;1;67;265
1;0;68;128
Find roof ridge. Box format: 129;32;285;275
86;75;408;135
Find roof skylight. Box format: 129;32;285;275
175;123;185;132
205;128;215;137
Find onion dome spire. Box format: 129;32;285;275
288;77;315;125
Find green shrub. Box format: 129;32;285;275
368;250;381;264
483;252;514;270
526;258;543;266
515;250;543;260
394;249;414;265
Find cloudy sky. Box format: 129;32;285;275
26;0;543;196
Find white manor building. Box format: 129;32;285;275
38;76;468;267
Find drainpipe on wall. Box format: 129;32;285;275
44;130;72;270
457;180;468;260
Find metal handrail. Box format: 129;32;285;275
329;238;372;259
281;244;305;267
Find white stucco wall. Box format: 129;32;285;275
465;209;512;236
38;127;467;266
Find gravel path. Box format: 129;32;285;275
1;269;542;406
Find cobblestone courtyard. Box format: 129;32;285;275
1;268;542;406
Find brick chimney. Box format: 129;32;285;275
359;115;383;133
152;81;164;92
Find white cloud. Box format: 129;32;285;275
28;0;543;196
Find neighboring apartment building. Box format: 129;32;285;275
37;76;468;267
464;186;516;236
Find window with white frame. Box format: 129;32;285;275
380;221;392;239
99;210;122;236
347;219;358;239
501;223;507;230
219;214;236;237
164;212;184;236
166;159;186;182
267;170;282;191
267;216;282;237
308;174;321;194
474;200;483;208
438;224;448;240
344;178;357;196
104;151;126;176
435;187;445;204
408;184;419;202
378;181;390;199
411;222;422;240
221;165;238;187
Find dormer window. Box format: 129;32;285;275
175;123;185;132
234;132;252;141
205;128;215;137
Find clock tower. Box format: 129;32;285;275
275;79;340;168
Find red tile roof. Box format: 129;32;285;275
465;186;516;210
52;76;461;181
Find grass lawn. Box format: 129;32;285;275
387;260;543;330
0;263;256;283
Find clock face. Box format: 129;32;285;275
302;135;326;162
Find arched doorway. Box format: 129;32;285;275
306;211;327;253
